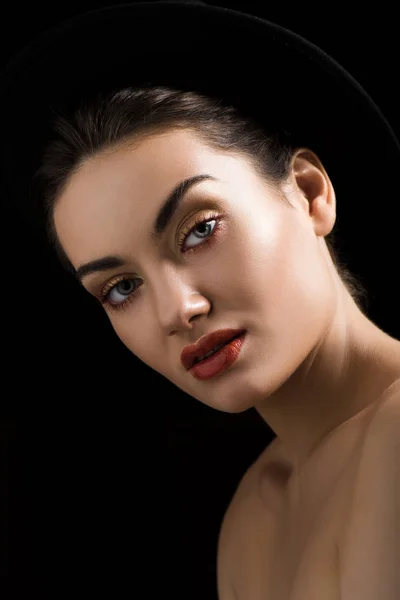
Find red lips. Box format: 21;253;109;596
181;328;246;371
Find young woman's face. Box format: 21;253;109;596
54;128;338;413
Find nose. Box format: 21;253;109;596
151;270;211;335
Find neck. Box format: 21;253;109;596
255;286;400;471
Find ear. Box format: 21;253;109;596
289;148;337;238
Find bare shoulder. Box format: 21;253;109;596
339;378;400;597
349;376;400;487
217;439;280;599
367;375;400;438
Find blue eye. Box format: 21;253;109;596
100;211;224;313
180;218;217;251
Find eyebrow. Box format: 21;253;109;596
75;173;218;282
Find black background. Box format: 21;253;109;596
1;2;399;599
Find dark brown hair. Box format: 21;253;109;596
34;85;368;310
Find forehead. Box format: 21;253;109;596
55;128;238;224
59;128;225;200
53;128;269;269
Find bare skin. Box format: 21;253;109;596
54;128;400;599
217;377;400;599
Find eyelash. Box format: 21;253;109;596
98;210;223;314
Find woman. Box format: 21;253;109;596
2;1;400;598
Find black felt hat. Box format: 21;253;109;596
1;0;399;310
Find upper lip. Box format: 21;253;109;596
181;328;246;371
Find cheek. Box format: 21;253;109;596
231;219;334;335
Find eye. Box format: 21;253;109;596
177;209;221;254
99;210;225;313
106;278;139;306
180;218;217;252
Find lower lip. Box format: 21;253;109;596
189;332;246;380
